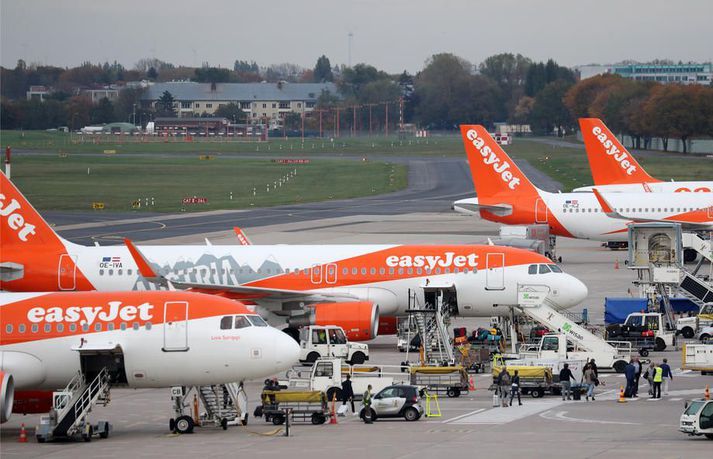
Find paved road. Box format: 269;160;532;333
45;156;560;244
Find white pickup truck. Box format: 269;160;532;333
285;359;405;401
299;325;369;365
519;333;631;373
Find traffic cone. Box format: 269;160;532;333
18;423;28;443
468;376;475;391
705;384;710;401
617;385;627;403
614;260;620;270
329;392;338;425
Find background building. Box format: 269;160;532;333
142;81;339;122
578;63;712;85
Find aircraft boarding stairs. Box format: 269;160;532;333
407;288;455;365
678;272;713;308
683;232;713;264
36;368;111;442
198;383;248;427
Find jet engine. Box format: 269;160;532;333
288;301;379;341
0;371;14;423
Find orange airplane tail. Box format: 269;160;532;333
579;118;659;185
459;125;540;200
0;171;87;291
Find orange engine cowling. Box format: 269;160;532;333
0;371;14;423
12;391;53;417
289;302;379;341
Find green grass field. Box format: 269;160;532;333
3;130;712;213
8;154;407;212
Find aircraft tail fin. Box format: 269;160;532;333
579;118;659;185
459;125;539;199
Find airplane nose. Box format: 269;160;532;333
273;330;300;372
564;275;588;308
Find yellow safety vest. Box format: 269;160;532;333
653;367;663;383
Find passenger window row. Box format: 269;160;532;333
5;321;150;334
563;207;704;213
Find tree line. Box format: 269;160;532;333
1;54;712;151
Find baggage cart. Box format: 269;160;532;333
257;390;331;425
409;366;469;398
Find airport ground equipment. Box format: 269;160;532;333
491;224;557;261
298;325;369;365
677;304;713;339
457;345;491;373
35;368;111;442
606;312;676;353
258;390;330;425
284;358;404;401
515;285;632;372
682;344;713;375
698;326;713;343
680;399;713;440
408;366;469;398
406;285;456;365
490;363;553;398
197;383;249;429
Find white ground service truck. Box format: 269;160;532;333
298;325;369;365
680;399;713;440
285;359;404;401
682;344;713;375
606;312;676;353
677;304;713;339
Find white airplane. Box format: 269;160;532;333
0;172;587;342
0;290;299;433
575;118;713;193
452;125;713;247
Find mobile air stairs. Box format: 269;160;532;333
514;285;632;373
36;368;112;442
405;285;456;366
169;382;249;433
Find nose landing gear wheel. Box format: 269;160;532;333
175;415;195;434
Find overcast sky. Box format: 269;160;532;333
2;0;712;73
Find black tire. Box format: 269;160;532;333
283;327;300;342
531;389;544;398
37;437;46;443
306;352;320;364
348;352;366;365
272;415;285;425
360;408;376;423
326;387;343;402
169;418;176;432
175;415;194;434
311;413;324;425
639;348;649;357
403;407;420;422
684;249;697;263
446;388;461;398
254;406;263;418
705;433;713;440
221;418;228;430
654;338;666;352
701;334;711;343
241;414;249;426
681;327;695;339
613;360;627;374
99;422;109;439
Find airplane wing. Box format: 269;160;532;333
452;198;513;216
123;239;357;303
233;227;252;245
591;189;713;230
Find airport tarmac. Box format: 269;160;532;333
3;211;712;458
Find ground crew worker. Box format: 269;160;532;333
660;358;673;395
362;385;373;423
342;374;355;414
559;363;574;401
509;370;522;406
652;363;663;399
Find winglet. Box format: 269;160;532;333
233;227;252;245
591;188;618;217
124;238;161;279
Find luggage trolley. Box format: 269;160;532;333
257;390;331;425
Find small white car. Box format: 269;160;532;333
680;399;713;440
360;385;424;422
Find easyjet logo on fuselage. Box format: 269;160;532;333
27;301;154;326
0;193;37;242
466;129;521;190
386;252;479;270
591;126;636;176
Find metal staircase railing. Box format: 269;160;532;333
678;272;713;306
53;368;111;438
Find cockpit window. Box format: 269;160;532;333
247;315;268;327
528;264;537;275
220;316;233;330
549;265;562;273
538;264;551;274
234;316;251;329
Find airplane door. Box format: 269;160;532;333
485;253;505;290
325;263;338;284
311;264;323;284
163;301;189;352
58;254;77;291
535;199;548;223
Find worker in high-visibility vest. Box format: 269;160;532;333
652;363;663;399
